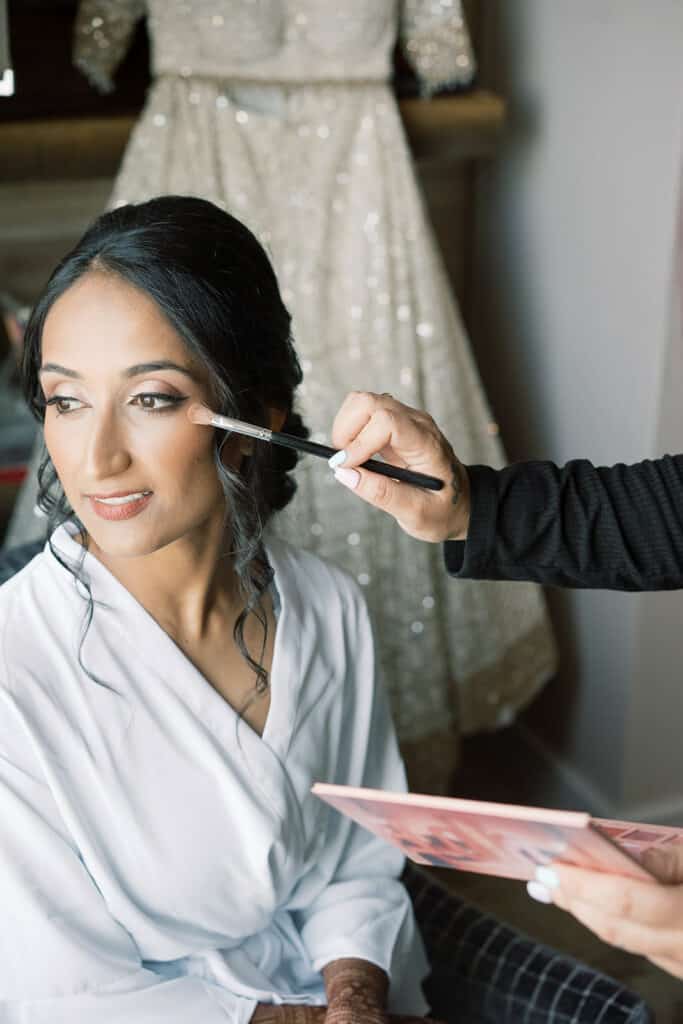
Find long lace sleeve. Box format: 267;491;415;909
72;0;146;95
399;0;476;97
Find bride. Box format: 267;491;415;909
1;195;432;1021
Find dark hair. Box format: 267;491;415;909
21;195;307;694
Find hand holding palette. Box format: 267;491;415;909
312;783;682;883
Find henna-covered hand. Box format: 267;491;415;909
323;958;388;1024
250;957;445;1024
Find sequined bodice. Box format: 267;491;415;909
75;0;475;95
146;0;398;82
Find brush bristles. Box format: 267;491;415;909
187;403;215;426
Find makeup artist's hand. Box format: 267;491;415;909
527;841;683;978
329;392;470;543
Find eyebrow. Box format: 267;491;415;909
39;360;198;380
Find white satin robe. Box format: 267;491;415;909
0;524;429;1022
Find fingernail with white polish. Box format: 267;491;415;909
535;866;559;889
527;881;553;904
328;450;348;469
334;467;360;490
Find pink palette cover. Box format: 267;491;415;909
312;784;683;883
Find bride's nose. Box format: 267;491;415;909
83;409;132;481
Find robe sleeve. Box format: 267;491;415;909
293;588;423;983
0;688;249;1024
72;0;146;94
399;0;476;97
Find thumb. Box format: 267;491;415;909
641;840;683;884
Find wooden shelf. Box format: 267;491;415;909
0;115;134;182
402;90;506;162
0;90;505;182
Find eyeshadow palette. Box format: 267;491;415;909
312;784;682;883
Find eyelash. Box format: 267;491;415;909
45;393;188;415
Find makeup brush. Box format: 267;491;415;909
188;405;444;491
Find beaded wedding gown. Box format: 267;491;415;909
12;0;556;790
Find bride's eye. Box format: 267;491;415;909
45;396;84;415
130;393;188;412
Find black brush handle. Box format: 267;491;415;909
271;431;444;492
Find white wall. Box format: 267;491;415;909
625;219;683;817
472;1;683;817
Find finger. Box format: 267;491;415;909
554;893;683;962
550;863;677;929
333;463;427;529
330;391;382;451
641;840;683;883
330;408;439;475
330;393;427;460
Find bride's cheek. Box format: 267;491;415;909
43;428;70;476
163;429;215;474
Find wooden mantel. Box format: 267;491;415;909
401;90;505;162
0;90;505;182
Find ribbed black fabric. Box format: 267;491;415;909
445;456;683;590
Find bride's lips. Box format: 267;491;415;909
87;490;153;521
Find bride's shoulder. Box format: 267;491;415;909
0;543;46;604
266;534;365;611
0;545;70;661
0;551;38;682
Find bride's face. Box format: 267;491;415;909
40;271;237;558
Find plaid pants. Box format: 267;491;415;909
403;863;653;1024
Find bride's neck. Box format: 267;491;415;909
88;515;241;641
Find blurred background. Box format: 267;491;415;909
2;2;683;1013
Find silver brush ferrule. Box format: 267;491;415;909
211;414;273;442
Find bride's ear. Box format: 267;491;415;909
220;433;250;464
268;408;287;432
227;410;286;462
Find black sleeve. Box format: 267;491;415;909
444;456;683;590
